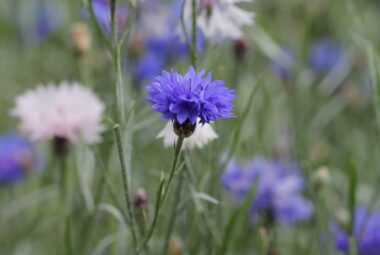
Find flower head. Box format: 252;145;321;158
222;156;313;225
308;39;346;74
11;82;105;144
334;206;380;255
147;67;235;126
127;1;199;86
157;119;218;150
89;0;128;34
0;133;40;184
183;0;254;43
9;0;61;44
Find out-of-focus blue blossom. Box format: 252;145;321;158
269;47;296;80
10;0;61;44
222;156;314;225
0;133;40;185
89;0;128;34
35;0;58;41
334;206;380;255
147;67;235;125
308;39;347;74
126;0;204;86
133;52;166;85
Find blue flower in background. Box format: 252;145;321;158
334;206;380;255
308;39;346;74
126;0;204;86
147;67;235;125
133;52;166;85
222;156;313;225
269;47;296;80
90;0;128;34
35;0;58;41
0;133;40;184
9;0;61;44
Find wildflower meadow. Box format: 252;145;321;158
1;0;380;254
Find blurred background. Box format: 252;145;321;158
1;0;380;254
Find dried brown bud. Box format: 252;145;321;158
169;237;183;255
233;37;248;60
71;22;91;57
312;166;330;189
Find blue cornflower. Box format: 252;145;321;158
10;0;61;44
0;133;39;184
126;0;204;86
34;0;59;41
334;206;380;255
269;47;296;80
133;51;166;85
89;0;128;34
222;156;313;225
308;39;346;74
147;67;235;126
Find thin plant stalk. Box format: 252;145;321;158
58;156;73;255
138;137;184;252
191;0;197;69
113;124;138;253
161;168;185;255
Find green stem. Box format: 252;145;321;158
86;0;112;51
162;168;185;255
113;124;138;253
59;156;73;255
349;236;358;255
191;0;197;69
138;137;184;252
114;45;126;124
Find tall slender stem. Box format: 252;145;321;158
58;156;73;255
113;124;138;253
191;0;197;69
162;169;185;255
138;137;184;252
114;45;126;124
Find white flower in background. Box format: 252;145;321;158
183;0;254;43
157;120;218;150
11;82;105;144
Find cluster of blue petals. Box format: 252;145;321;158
0;133;39;184
132;35;190;85
222;156;314;225
128;0;204;85
334;206;380;255
90;0;128;34
147;67;235;125
308;39;346;74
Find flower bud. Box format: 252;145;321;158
173;120;196;138
233;37;248;61
134;188;149;233
52;136;70;157
71;22;91;57
312;166;330;189
133;188;148;209
169;237;183;255
335;207;350;228
202;0;214;18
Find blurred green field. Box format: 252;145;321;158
1;0;380;254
